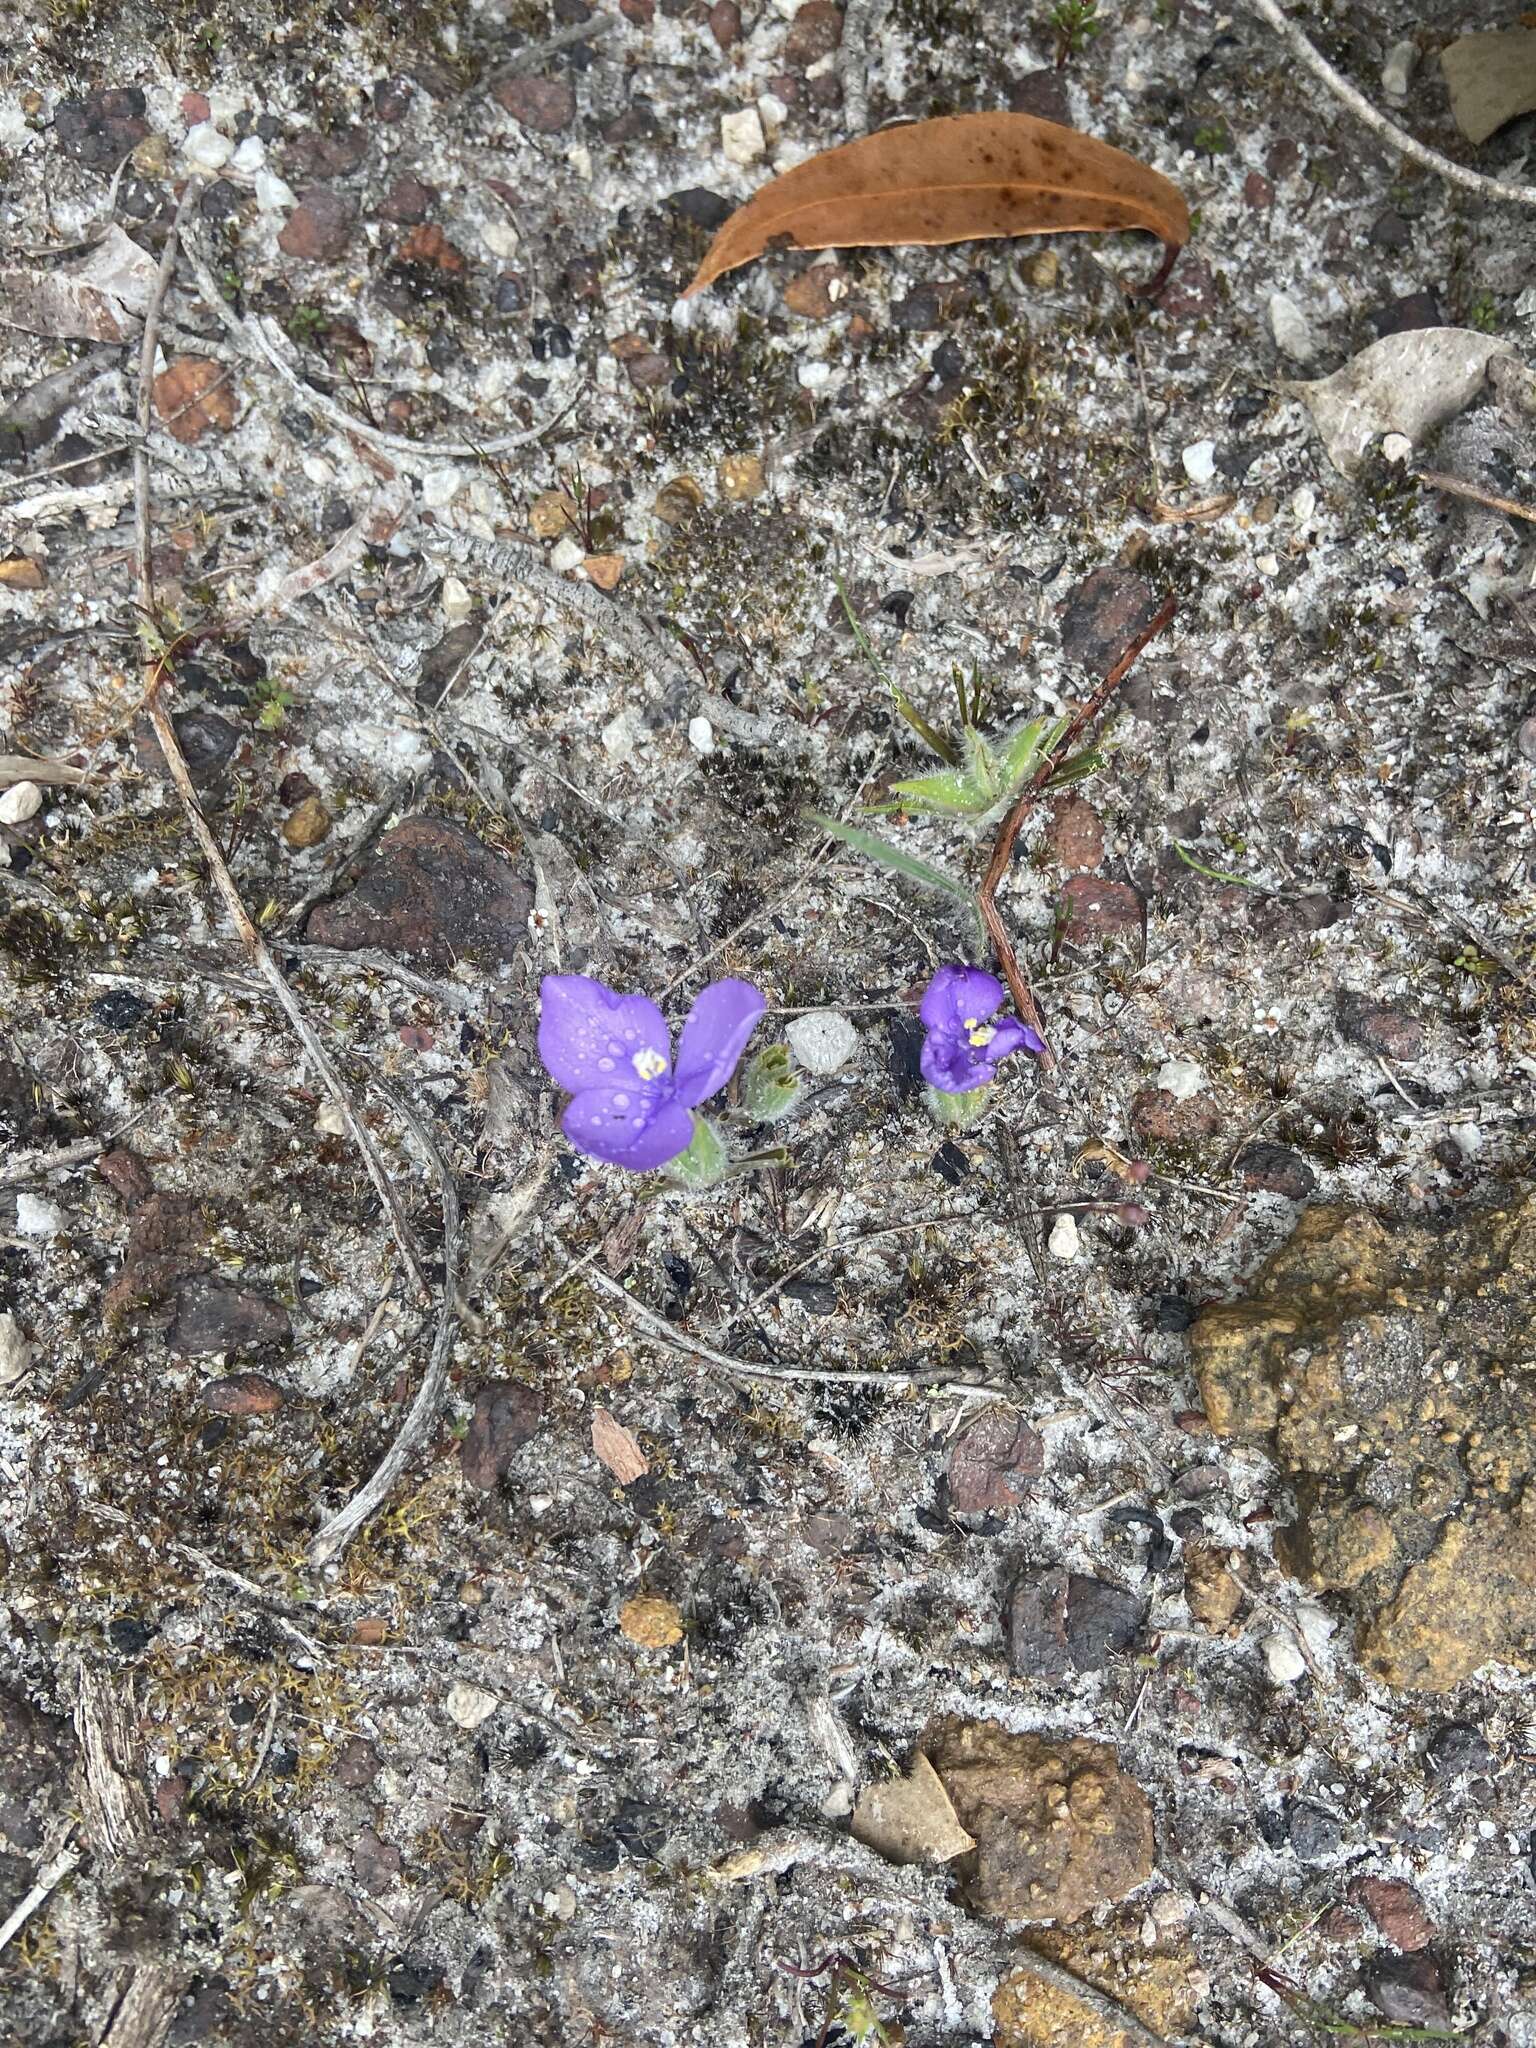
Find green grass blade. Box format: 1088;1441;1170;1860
837;573;957;765
1172;841;1267;889
807;812;971;900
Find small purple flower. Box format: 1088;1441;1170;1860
919;964;1045;1094
539;974;766;1169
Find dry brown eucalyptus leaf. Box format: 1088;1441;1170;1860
683;112;1189;298
152;357;236;445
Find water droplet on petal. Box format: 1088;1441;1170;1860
613;1092;629;1109
598;1057;615;1072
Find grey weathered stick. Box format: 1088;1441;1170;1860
180;230;575;461
445;530;792;751
1244;0;1536;209
133;179;204;609
131;194;427;1301
578;1263;1011;1395
307;1085;461;1566
0;1135;104;1188
98;1963;181;2048
139;712;428;1300
0;1828;79;1954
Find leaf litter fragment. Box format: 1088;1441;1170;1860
0;225;158;343
851;1751;977;1866
683;112;1189;298
592;1405;649;1484
1441;28;1536;146
1292;327;1515;477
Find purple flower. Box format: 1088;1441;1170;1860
539;974;766;1169
919;964;1045;1093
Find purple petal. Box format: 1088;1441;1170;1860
561;1087;695;1170
920;1030;992;1094
919;964;1004;1033
538;976;671;1094
672;978;766;1108
986;1018;1042;1064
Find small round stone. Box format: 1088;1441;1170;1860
445;1680;500;1731
0;780;43;824
183;121;234;169
1156;1057;1206;1101
282;795;331;849
785;1010;859;1075
1262;1632;1307;1684
718;452;765;501
1047;1212;1081;1260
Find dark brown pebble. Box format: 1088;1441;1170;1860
492;75;577;133
461;1380;544;1491
200;1371;286;1416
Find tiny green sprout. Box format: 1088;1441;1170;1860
286;304;327;345
1049;0;1100;64
1467;289;1500;334
1191;122;1232;156
740;1043;801;1123
883;713;1083;825
251;677;295;732
1451;943;1497;980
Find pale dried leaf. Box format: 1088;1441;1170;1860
592;1404;649;1483
259;483;411;613
0;756;94;789
0;225;158;343
1292;328;1512;477
1442;28;1536;147
4;479;135;526
851;1751;977;1866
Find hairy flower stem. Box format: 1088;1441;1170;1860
924;1083;991;1128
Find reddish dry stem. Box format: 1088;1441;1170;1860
978;592;1177;1068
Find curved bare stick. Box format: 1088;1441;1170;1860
181;229;577;462
307;1087;461;1567
1244;0;1536;210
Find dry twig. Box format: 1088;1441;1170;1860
181;230;576;462
0;1826;80;1955
307;1085;461;1567
0;1135;104;1189
977;595;1176;1063
1416;467;1536;528
1244;0;1536;210
446;531;791;751
578;1263;1011;1395
130;195;427;1300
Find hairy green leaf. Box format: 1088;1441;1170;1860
807;812;971;898
887;768;985;815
